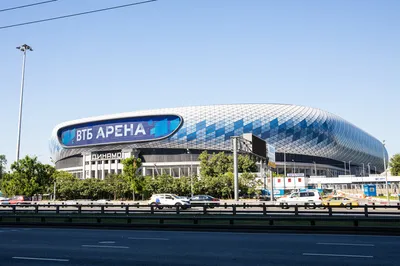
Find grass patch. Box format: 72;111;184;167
374;196;399;201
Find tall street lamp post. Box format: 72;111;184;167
187;149;193;197
382;140;389;203
348;161;352;175
367;163;371;176
16;44;33;161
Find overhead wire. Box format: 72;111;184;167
0;0;157;30
0;0;58;13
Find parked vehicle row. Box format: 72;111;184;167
148;194;220;209
277;189;359;209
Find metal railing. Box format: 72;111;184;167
0;203;399;217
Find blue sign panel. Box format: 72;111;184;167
58;115;182;148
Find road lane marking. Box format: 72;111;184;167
82;245;129;249
12;257;69;262
128;237;169;240
317;243;375;247
303;253;373;258
99;241;116;244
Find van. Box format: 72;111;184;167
277;190;322;208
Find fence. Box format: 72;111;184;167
0;203;399;217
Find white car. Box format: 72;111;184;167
148;194;191;209
277;190;322;208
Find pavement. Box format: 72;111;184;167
0;228;399;265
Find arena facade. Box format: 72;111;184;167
49;104;388;179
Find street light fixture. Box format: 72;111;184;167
367;163;371;176
15;44;33;162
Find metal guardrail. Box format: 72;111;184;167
0;203;400;217
0;203;399;234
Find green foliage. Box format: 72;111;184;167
389;154;400;176
1;156;55;197
197;151;261;198
121;157;143;200
0;152;262;200
199;151;258;177
105;174;129;200
0;154;6;180
54;171;80;200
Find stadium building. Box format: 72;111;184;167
49;104;388;179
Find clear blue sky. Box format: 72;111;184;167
0;0;398;166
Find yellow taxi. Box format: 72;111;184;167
322;196;359;208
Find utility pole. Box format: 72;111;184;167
16;44;33;161
269;167;274;202
283;152;286;190
383;140;389;203
53;181;56;202
187;149;193;197
232;137;239;202
349;161;352;175
313;161;317;176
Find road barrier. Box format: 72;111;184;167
0;203;399;234
0;203;399;217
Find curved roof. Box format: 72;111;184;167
49;104;388;171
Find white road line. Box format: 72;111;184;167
82;245;129;249
12;257;69;262
317;242;375;247
303;253;373;258
99;241;116;244
128;237;169;241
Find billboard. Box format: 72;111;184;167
267;144;276;168
58;115;182;148
242;133;267;158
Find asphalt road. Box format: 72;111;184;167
0;228;399;265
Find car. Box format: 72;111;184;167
95;199;113;205
322;197;359;208
9;196;31;205
148;194;191;209
189;195;220;208
277;190;322;208
0;197;10;205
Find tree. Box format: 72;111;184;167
389;154;400;176
105;174;129;200
0;155;6;180
1;156;55;197
198;151;260;198
121;157;143;201
54;171;80;200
